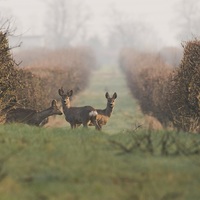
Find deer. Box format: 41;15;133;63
89;92;117;130
58;87;100;130
5;100;62;126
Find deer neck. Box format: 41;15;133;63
105;104;114;117
62;101;71;111
36;107;53;122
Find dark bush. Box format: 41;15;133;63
0;28;96;124
0;30;20;120
120;50;172;127
17;47;96;103
120;41;200;133
166;40;200;132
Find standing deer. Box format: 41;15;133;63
5;100;62;126
58;87;100;129
89;92;117;130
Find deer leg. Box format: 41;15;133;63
70;123;76;129
82;123;88;128
74;124;80;128
96;122;101;131
90;118;101;131
97;123;102;131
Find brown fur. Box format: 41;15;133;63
90;92;117;130
58;87;100;130
5;100;62;126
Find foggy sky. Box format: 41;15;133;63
0;0;180;47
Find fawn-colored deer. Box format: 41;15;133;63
5;100;62;126
89;92;117;130
58;87;100;129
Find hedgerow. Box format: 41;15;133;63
120;40;200;133
0;28;96;123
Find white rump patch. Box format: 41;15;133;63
89;111;98;116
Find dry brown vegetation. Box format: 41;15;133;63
0;30;24;121
16;47;96;104
120;40;200;133
120;49;172;128
0;30;96;124
167;40;200;132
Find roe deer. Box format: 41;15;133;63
58;87;100;129
89;92;117;130
5;100;62;126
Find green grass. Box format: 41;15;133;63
1;65;200;200
0;125;200;200
72;65;144;134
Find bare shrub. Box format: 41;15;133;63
121;40;200;133
0;30;20;121
17;47;96;104
0;27;96;124
110;130;200;156
120;50;172;128
14;70;49;110
144;115;163;131
165;40;200;132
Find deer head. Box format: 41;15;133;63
105;92;117;108
51;100;63;115
58;87;99;129
58;87;73;107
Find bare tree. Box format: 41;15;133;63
44;0;90;48
109;8;162;49
174;0;200;41
106;7;162;61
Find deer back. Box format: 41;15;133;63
5;100;62;126
6;108;37;124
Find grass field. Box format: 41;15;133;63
0;65;200;200
61;65;144;134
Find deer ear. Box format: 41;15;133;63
68;90;73;97
113;92;117;99
105;92;110;99
52;100;57;107
58;88;64;96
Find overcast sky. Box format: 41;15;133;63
1;0;181;47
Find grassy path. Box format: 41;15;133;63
72;65;144;134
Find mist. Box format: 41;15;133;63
1;0;200;65
1;3;200;197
